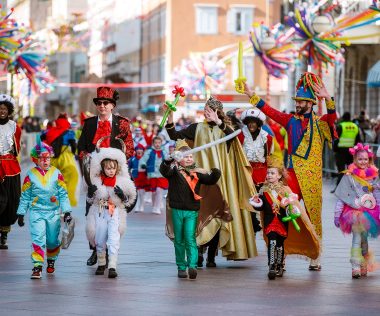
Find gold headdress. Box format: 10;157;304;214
206;96;223;110
175;139;190;151
267;156;284;169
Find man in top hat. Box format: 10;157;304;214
78;86;134;266
240;73;337;271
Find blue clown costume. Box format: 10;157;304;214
17;140;71;279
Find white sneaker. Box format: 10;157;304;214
134;208;144;213
152;209;161;215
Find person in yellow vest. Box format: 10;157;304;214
331;112;361;193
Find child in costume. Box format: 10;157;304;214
86;147;137;278
17;140;72;279
140;136;168;215
250;158;320;280
129;144;149;213
334;143;380;278
160;139;221;280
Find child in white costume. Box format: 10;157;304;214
86;147;137;278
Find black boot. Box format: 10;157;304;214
197;246;204;268
267;240;276;280
108;268;118;278
105;248;109;268
251;213;262;233
0;232;8;250
276;246;284;277
206;233;218;268
87;249;97;266
95;265;106;275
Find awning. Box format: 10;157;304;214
367;60;380;87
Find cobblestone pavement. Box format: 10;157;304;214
1;168;379;315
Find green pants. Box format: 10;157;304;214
172;208;198;270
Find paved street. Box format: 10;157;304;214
1;169;380;315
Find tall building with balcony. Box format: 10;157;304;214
140;0;283;119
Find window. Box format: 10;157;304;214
195;5;218;34
160;9;166;38
227;6;254;35
159;56;165;82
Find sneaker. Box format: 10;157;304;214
95;265;106;275
188;268;197;280
108;268;118;278
46;260;55;274
352;268;361;279
152;209;161;215
134;208;144;213
177;270;187;278
31;266;42;279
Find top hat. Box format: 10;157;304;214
93;87;119;105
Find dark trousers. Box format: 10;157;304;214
0;175;21;230
199;230;219;262
334;147;353;186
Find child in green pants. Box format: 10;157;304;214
159;139;221;279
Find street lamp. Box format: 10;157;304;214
261;37;276;51
311;15;333;34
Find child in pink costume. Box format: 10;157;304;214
334;143;380;278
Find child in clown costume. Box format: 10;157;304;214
17;140;72;279
334;143;380;278
86;147;137;278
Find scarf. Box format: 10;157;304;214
101;174;116;187
93;120;111;147
178;164;202;201
100;174;116;215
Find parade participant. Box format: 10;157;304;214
334;143;380;278
133;127;147;148
128;144;149;213
238;108;273;233
41;113;79;207
86;147;137;278
250;157;320;280
16;140;72;279
160;139;221;279
78;86;135;266
241;73;336;270
331;112;360;193
0;94;22;250
140;136;168;215
165;96;257;263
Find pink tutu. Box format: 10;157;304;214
339;204;380;237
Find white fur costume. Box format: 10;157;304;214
86;147;137;268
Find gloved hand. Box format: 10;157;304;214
334;216;340;228
170;151;183;162
87;185;98;198
114;185;127;201
63;212;72;223
17;215;24;227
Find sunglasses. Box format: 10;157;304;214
96;100;111;106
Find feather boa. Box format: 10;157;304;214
347;164;378;180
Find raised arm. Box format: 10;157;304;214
242;82;292;128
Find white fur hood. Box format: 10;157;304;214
89;147;137;209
